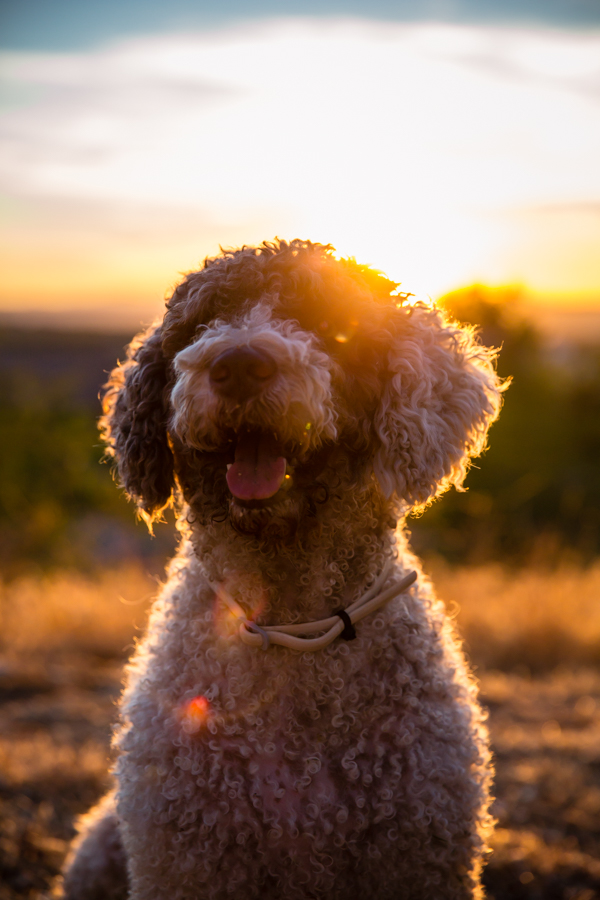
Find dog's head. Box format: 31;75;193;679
101;240;502;538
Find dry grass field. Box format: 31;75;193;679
1;563;600;899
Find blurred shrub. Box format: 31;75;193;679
0;328;175;577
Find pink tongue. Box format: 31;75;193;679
226;432;286;500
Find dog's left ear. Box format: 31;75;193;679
373;303;504;508
100;323;174;524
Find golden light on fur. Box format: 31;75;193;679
66;241;503;899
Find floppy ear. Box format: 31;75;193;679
373;303;503;508
100;322;174;523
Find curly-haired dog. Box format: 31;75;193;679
60;240;502;900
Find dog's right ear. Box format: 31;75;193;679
100;323;174;524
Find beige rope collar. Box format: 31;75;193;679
219;562;418;651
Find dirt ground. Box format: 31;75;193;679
1;655;599;900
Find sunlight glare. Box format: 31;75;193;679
1;20;600;314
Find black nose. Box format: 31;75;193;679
209;346;277;399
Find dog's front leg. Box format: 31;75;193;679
58;791;128;900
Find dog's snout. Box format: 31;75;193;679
209;346;277;399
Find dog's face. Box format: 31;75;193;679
101;240;502;539
171;302;338;480
169;302;339;534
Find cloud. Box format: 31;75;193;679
2;0;600;55
1;18;599;307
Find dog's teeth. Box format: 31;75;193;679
226;464;232;471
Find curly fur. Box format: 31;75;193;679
171;303;338;454
61;239;503;900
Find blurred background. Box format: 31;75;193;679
1;1;600;898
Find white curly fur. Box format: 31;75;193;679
59;240;503;900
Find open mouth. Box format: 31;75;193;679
226;430;288;506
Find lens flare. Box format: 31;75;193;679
179;695;211;733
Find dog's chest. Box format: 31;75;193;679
120;621;410;832
116;589;484;896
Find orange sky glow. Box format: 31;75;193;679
1;20;599;329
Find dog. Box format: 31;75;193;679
60;239;502;899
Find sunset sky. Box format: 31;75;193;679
1;0;599;329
